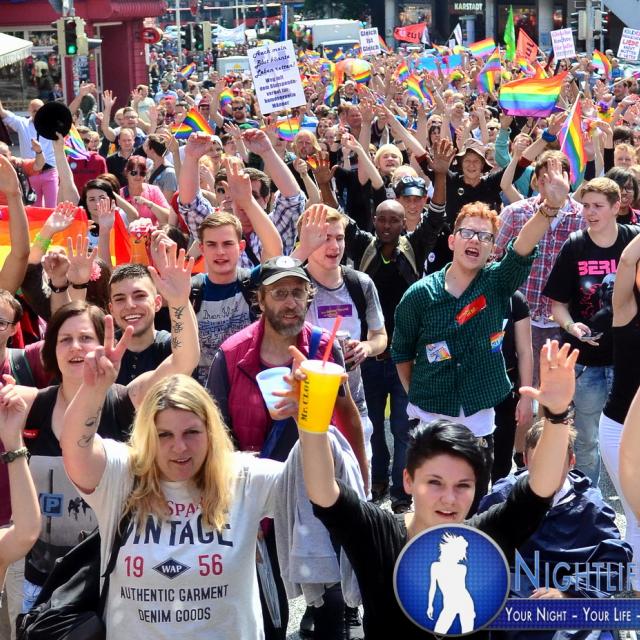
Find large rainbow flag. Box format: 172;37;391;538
477;48;502;94
558;98;586;187
498;71;567;117
468;37;496;58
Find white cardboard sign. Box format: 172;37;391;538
618;28;640;61
359;28;381;57
550;28;576;60
247;40;306;115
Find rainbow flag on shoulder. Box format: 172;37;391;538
468;37;496;59
498;71;567;117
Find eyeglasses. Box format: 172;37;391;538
0;319;16;331
456;228;495;243
216;187;227;194
487;126;499;131
267;287;308;301
129;169;147;177
232;106;245;111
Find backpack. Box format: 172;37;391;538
7;348;36;387
189;268;258;319
16;512;131;640
340;265;368;341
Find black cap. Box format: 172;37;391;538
258;256;310;286
394;176;427;198
33;102;72;140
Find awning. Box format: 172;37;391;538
0;32;33;69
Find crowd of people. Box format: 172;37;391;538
1;34;640;640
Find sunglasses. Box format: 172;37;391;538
128;169;147;177
232;106;245;111
487;127;499;131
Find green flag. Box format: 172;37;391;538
504;5;516;61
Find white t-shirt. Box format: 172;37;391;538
78;439;283;640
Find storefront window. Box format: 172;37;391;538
497;5;537;42
398;3;433;27
0;29;60;112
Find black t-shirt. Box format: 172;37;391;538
373;259;409;341
502;291;530;374
333;167;387;232
604;288;640;423
116;330;172;385
543;224;640;366
23;384;135;585
312;477;551;640
106;153;129;187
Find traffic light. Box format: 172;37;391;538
569;10;587;41
64;17;78;55
594;9;609;37
51;18;65;55
180;24;192;50
75;17;88;56
191;23;204;51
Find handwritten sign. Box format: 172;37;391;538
359;28;381;57
550;28;576;60
618;28;640;62
247;40;306;115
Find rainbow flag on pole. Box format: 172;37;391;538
275;117;300;141
394;60;410;83
468;37;496;58
498;71;567;117
592;50;612;78
558;98;586;187
476;48;502;93
179;62;196;78
171;108;213;139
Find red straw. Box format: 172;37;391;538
321;315;343;366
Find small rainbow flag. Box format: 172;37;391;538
304;49;320;59
179;62;196;78
498;71;567;117
406;73;425;100
532;60;548;79
171;108;213;139
558;98;586;187
395;60;410;83
468;37;496;59
477;47;501;93
64;124;92;161
378;34;391;53
219;89;234;106
592;50;611;78
275;117;300;141
332;48;346;62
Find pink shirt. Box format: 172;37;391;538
120;183;169;225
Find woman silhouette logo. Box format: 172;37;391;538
394;525;509;636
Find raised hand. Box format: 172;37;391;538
184;132;214;160
431;138;456;173
83;315;132;391
298;204;329;257
102;89;116;111
66;234;98;285
292;157;309;176
43;201;79;235
42;248;70;285
95;193;115;232
30;138;42;156
223;121;243;140
0;155;20;197
543;156;570;207
224;157;253;209
547;111;567;137
519;341;579;414
148;244;194;307
0;383;28;450
242;129;273;156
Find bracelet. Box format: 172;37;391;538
538;203;559;219
48;279;69;293
541;129;557;143
542;404;576;425
0;446;28;463
70;281;90;289
33;232;51;252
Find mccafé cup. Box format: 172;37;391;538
297;360;344;433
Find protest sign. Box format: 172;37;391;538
359;28;381;57
618;28;640;61
550;28;576;60
247;40;306;115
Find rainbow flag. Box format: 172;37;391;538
477;47;501;93
498;71;567;117
378;34;391;53
324;61;337;105
64;124;91;161
468;37;496;59
406;73;426;101
171;108;213;140
332;48;346;61
395;60;410;83
558;98;586;187
179;62;196;78
592;50;611;78
219;89;234;106
304;49;320;59
532;60;547;79
275;117;300;141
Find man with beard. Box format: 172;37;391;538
206;255;367;640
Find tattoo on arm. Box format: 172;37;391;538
84;410;101;429
171;305;185;320
171;336;182;350
77;433;95;448
173;320;183;334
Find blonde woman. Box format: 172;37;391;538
61;371;283;639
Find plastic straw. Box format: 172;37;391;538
321;315;343;366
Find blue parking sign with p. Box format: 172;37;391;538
39;492;63;517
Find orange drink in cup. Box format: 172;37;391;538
297;360;344;433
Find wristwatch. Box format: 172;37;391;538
0;446;29;463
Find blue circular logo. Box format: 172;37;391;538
394;524;510;636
